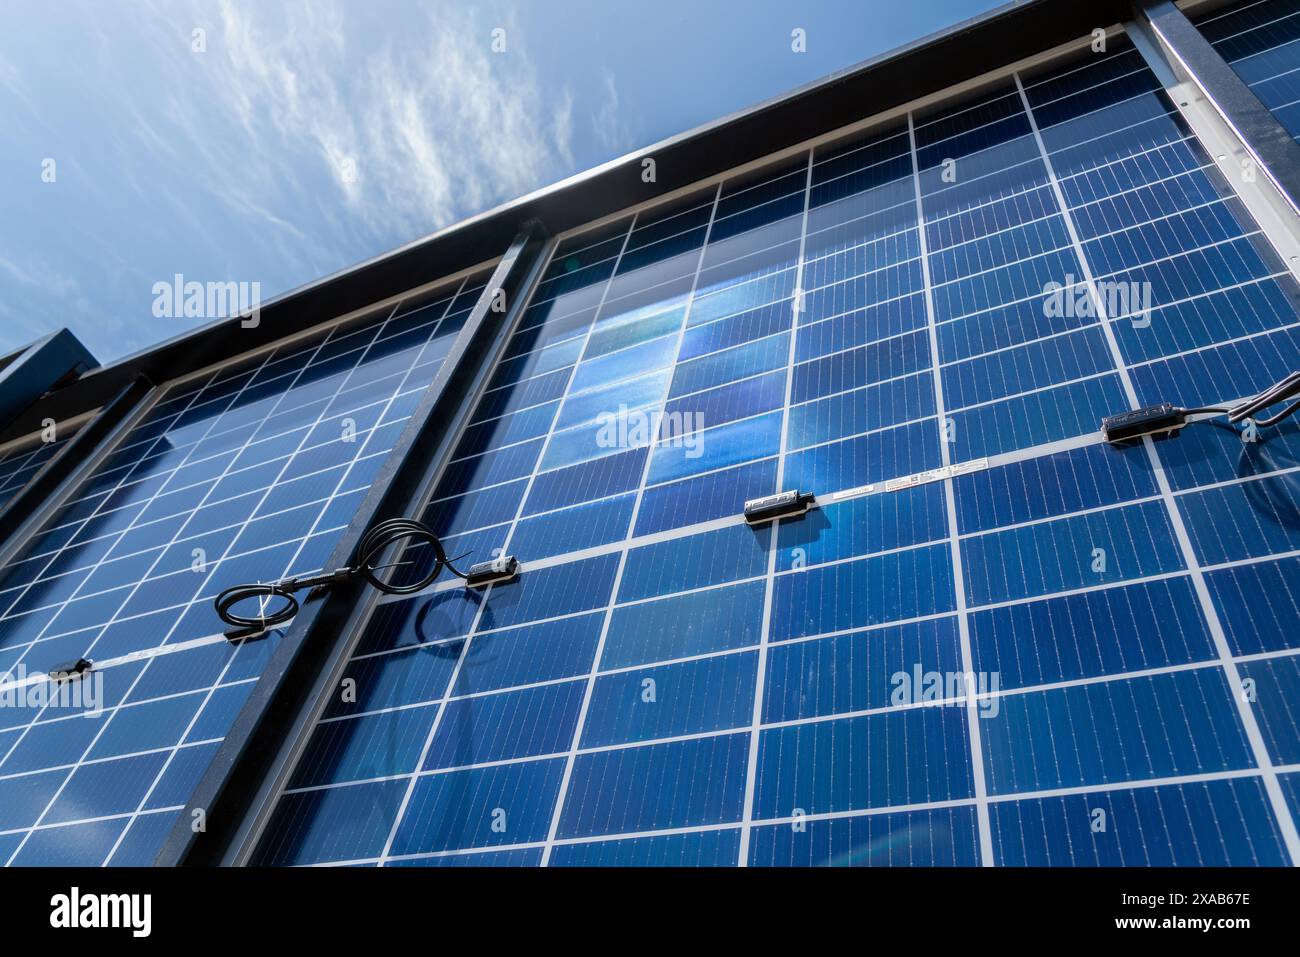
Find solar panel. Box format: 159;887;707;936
0;269;493;865
0;423;80;513
246;32;1300;866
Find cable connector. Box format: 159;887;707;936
1104;370;1300;447
49;657;93;681
223;623;274;644
744;490;816;525
1101;403;1188;444
465;555;519;588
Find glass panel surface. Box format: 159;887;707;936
0;271;492;865
253;33;1300;866
0;422;81;512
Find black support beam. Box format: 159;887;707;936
0;375;154;566
0;328;98;434
158;222;551;866
1136;0;1300;215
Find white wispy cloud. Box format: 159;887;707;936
0;0;604;360
139;0;577;262
0;253;104;348
0;52;23;95
592;68;634;156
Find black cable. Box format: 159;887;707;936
1167;371;1300;434
214;518;469;631
1228;370;1300;426
1104;371;1300;444
1253;395;1300;428
355;518;463;595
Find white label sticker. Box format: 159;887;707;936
883;458;989;492
831;483;875;500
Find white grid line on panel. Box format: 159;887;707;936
537;181;728;867
275;634;1300;798
909;110;996;867
299;637;1300;748
0;348;295;863
0;806;187;843
377;447;1300;624
308;761;1300;867
1126;315;1300;370
736;150;815;867
1015;68;1300;866
103;280;468;863
16;639;1300;839
372;217;644;865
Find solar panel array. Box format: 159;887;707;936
6;14;1294;869
250;36;1300;868
1197;0;1300;142
0;270;491;866
249;31;1300;867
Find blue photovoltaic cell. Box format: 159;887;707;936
1205;554;1300;655
580;651;757;746
0;270;493;865
1236;655;1300;765
754;707;974;818
981;667;1255;795
388;848;543;866
763;616;964;723
423;679;585;768
0;425;79;513
1282;772;1300;821
967;577;1216;688
602;580;764;668
558;733;750;838
749;805;982;867
991;777;1289;866
249;30;1300;867
254;780;408;866
390;758;566;855
550;829;741;866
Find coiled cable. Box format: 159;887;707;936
214;518;467;631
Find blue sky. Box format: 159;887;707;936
1;0;1000;363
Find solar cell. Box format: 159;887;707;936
0;423;80;513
